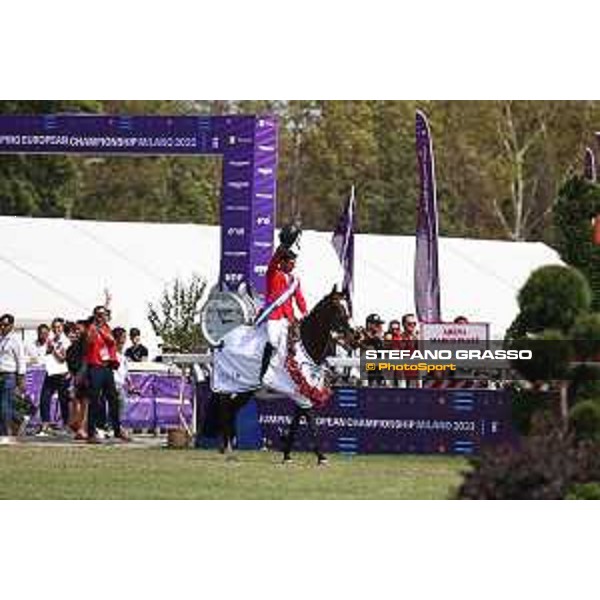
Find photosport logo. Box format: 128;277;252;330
359;340;600;381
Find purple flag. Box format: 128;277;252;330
331;186;355;315
415;110;441;323
585;147;597;182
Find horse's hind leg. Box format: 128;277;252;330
218;395;235;454
282;406;302;462
304;407;327;465
220;393;253;456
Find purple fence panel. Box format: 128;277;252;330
25;368;194;430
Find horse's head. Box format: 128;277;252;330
321;285;362;349
300;285;362;363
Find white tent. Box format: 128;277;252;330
0;216;563;352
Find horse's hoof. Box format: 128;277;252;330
282;456;293;465
225;453;239;462
317;457;329;466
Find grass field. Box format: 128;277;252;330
0;444;467;499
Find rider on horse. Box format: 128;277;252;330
259;224;308;379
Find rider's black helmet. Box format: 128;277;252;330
279;223;302;249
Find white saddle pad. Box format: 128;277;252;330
211;325;268;394
211;324;329;409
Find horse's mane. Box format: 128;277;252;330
299;291;344;364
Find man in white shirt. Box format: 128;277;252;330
25;323;50;364
0;314;26;439
38;317;71;435
112;327;135;436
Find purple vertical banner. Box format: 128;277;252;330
250;116;278;303
219;116;259;293
331;186;356;315
585;146;597;182
218;115;277;299
415;110;441;323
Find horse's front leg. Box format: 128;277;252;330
218;395;235;455
220;393;252;457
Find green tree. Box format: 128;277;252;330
0;100;101;217
553;176;600;310
147;274;208;353
74;100;221;224
430;101;600;241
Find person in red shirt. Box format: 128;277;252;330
384;320;402;344
384;320;402;386
259;225;308;379
399;313;420;388
85;305;128;443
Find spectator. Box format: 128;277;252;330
362;313;385;350
38;317;71;436
401;313;419;341
361;313;386;386
400;313;420;388
85;306;128;443
66;320;89;440
26;324;50;364
454;316;469;325
125;327;149;362
384;320;402;342
0;314;26;441
113;327;135;426
384;320;402;385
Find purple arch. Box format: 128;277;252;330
0;113;278;300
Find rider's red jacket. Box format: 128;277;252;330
265;248;307;322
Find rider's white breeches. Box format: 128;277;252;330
266;318;289;353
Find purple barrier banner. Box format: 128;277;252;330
25;367;193;429
0;114;277;297
196;383;517;455
253;387;516;455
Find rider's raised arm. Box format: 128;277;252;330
266;245;285;279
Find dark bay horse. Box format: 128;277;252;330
213;285;360;456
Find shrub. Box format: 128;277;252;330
569;365;600;401
458;416;600;499
516;265;591;334
509;330;573;382
569;400;600;442
13;389;36;421
510;386;552;436
567;483;600;500
571;313;600;360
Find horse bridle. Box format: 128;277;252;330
328;295;362;351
